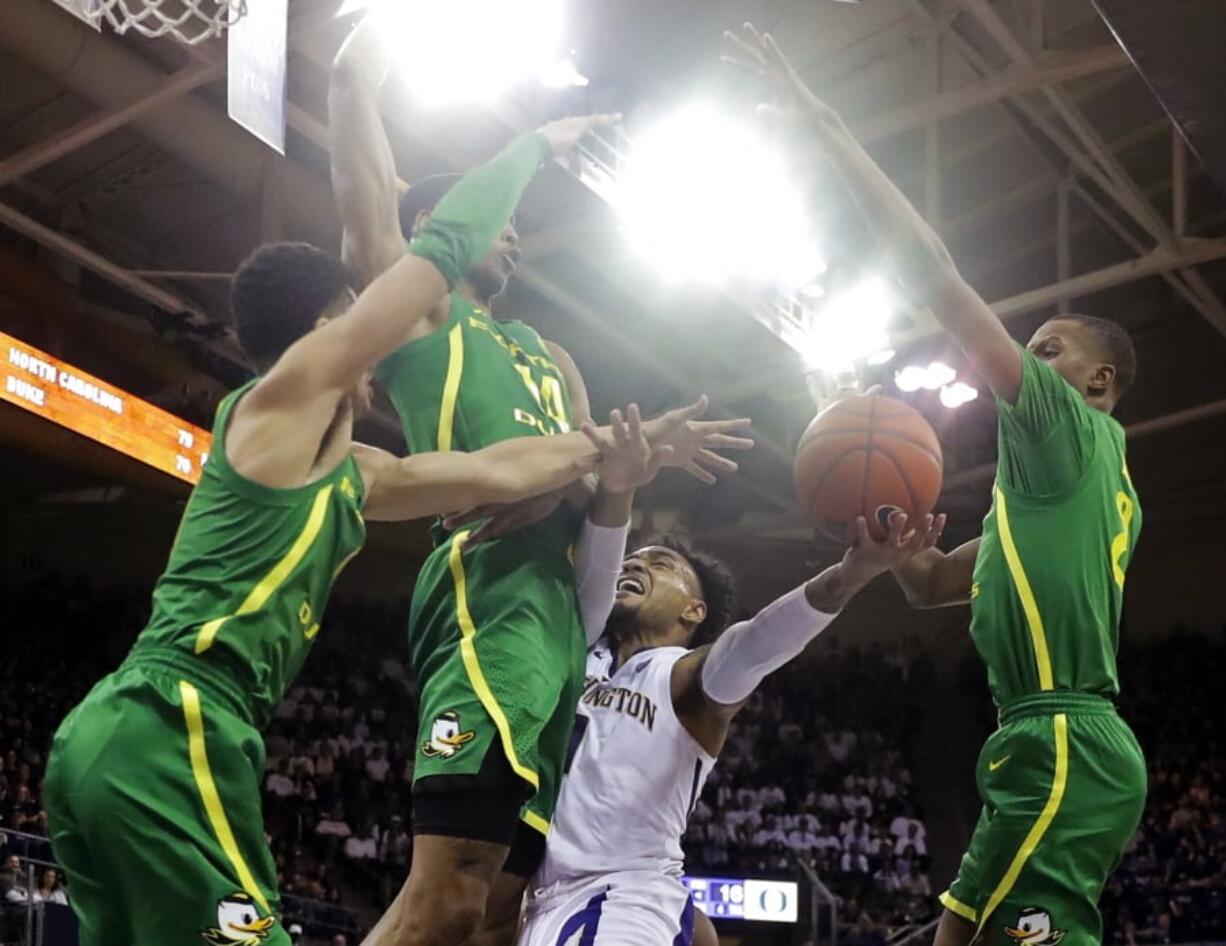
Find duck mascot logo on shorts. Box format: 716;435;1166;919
421;710;476;758
201;892;276;946
1004;907;1066;946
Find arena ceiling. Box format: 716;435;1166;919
2;0;1225;566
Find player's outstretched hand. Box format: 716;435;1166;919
722;23;838;127
581;398;753;490
537;113;621;157
841;510;947;579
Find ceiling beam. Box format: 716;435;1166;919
0;199;206;319
959;0;1226;336
852;44;1129;144
0;61;223;188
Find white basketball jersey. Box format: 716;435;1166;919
536;643;716;887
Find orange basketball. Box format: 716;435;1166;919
794;394;943;543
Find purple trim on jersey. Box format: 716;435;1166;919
686;758;704;815
673;894;695;946
556;888;608;946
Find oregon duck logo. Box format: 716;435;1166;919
1004;907;1066;946
421;710;476;758
201;893;275;945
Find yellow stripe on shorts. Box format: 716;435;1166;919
180;681;271;912
447;530;540;791
975;713;1069;937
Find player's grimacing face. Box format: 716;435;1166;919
613;546;704;636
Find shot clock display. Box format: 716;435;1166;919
681;875;799;923
2;331;212;484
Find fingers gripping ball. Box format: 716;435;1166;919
794;394;943;542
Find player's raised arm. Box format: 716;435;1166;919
890;535;977;609
355;399;752;523
672;512;943;755
228;129;566;489
329;9;405;290
724;24;1023;403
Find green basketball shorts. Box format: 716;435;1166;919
408;526;587;837
940;691;1146;946
43;657;290;946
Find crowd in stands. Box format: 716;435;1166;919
683;638;940;942
6;572;1226;946
1100;630;1226;945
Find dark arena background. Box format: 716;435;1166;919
2;1;1226;945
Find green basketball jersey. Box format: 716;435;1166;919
376;294;573;454
970;349;1141;706
131;381;367;728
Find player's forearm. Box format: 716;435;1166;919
806;111;962;302
575;493;632;644
329;12;402;288
408;131;550;287
803;556;884;613
890;541;977;608
332;9;393;91
806;112;1021;397
330;134;550;386
700;585;839;708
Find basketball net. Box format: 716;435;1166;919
90;0;247;45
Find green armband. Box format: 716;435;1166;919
408;131;551;287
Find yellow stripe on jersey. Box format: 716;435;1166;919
436;323;465;452
975;714;1069;937
448;530;540;791
994;486;1054;690
180;681;271;912
195;486;334;654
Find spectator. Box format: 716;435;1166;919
1;855;28;904
32;868;67;905
266;761;297;799
344;824;379;861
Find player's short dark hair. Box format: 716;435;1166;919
1057;313;1138;398
231;242;352;372
649;533;736;646
398;173;461;241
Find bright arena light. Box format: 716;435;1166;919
801;277;895;373
866;348;896;366
940;381;980;409
923;360;956;389
895;360;958;393
615;104;822;286
368;0;566;107
895;365;927;393
539;57;589;89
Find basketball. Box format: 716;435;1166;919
794;394;943;543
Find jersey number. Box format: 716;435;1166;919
514;365;570;434
1110;491;1134;590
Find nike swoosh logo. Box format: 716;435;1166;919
988;755;1011;772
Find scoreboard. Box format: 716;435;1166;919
681;876;799;923
2;331;212;484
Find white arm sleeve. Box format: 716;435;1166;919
574;518;629;646
700;585;837;705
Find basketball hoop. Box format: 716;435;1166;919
90;0;247;45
